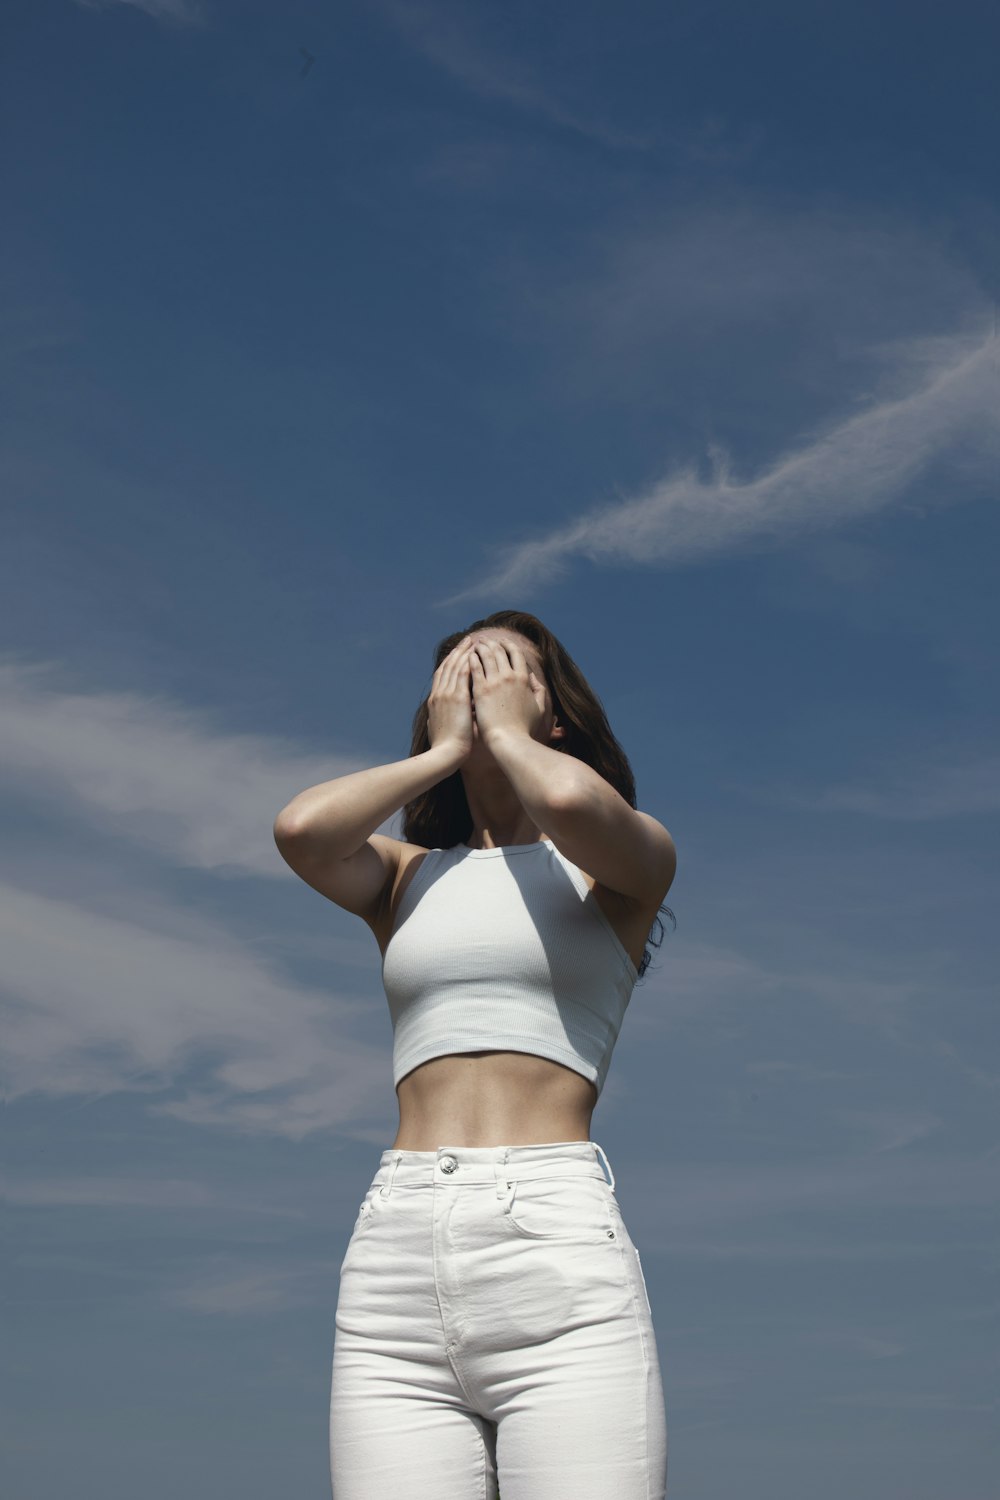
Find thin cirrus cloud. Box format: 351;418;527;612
0;657;365;876
629;1148;998;1254
0;878;386;1136
72;0;206;23
0;660;395;1135
163;1256;340;1316
834;1108;944;1154
371;0;650;151
822;1391;999;1412
437;326;999;605
2;1175;221;1209
760;751;1000;820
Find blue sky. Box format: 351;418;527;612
2;1;999;1496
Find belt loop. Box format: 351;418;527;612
495;1146;511;1199
591;1141;615;1191
380;1152;403;1198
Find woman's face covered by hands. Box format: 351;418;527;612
466;631;553;749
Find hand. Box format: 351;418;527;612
469;638;546;748
426;638;476;763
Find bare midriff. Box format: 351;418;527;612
391;1049;597;1151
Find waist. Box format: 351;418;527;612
370;1138;616;1190
393;1049;598;1151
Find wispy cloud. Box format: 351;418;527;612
438;327;999;603
0;660;404;1134
4;1175;217;1209
163;1254;341;1315
759;750;1000;820
0;880;385;1136
812;1328;908;1360
73;0;206;24
371;0;649;150
626;936;937;1033
744;1059;860;1082
832;1108;944;1154
0;657;375;876
822;1389;1000;1412
628;1149;999;1254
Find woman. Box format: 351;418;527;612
273;610;677;1500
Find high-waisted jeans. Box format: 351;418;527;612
329;1139;667;1499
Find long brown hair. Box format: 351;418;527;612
400;610;675;981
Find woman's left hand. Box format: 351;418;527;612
468;640;547;747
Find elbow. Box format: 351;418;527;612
273;809;306;845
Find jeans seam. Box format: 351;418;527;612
481;1414;486;1500
615;1235;653;1499
433;1194;481;1414
473;1411;490;1500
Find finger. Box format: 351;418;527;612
434;645;457;684
457;650;477;695
438;648;459;691
444;639;473;685
475;640;499;673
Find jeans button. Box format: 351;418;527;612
439;1155;458;1174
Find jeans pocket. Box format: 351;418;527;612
503;1174;618;1243
351;1185;381;1238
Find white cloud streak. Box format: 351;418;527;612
626;1148;999;1254
439;328;999;603
832;1108;944;1154
0;662;411;1132
3;1175;216;1209
163;1255;338;1315
0;658;373;876
0;881;386;1137
73;0;206;24
371;0;649;150
625;936;927;1033
765;752;1000;820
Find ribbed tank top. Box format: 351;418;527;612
381;837;639;1099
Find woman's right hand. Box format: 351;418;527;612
427;639;476;764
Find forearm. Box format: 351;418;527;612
273;743;464;860
483;730;605;830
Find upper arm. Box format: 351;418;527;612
545;799;677;907
272;827;403;928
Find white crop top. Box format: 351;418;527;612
381;837;639;1099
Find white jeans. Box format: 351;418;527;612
330;1139;667;1499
